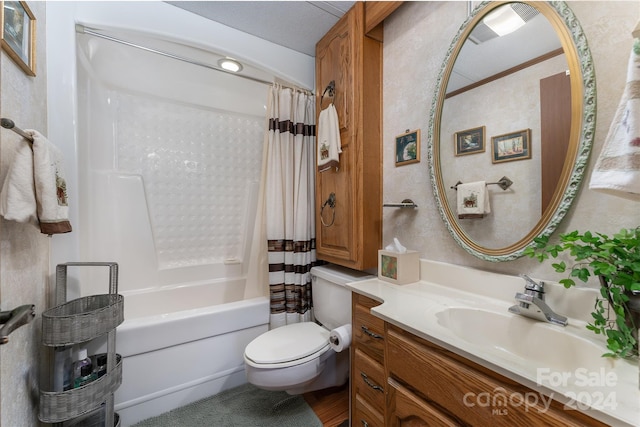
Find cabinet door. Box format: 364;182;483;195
315;2;382;271
315;3;359;267
388;379;459;427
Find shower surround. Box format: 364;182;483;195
45;2;314;425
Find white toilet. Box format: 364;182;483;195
244;264;373;394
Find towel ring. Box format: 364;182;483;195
320;192;336;227
320;80;335;105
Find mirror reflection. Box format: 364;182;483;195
429;1;595;261
441;3;567;249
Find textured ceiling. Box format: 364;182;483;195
166;2;563;91
166;1;355;56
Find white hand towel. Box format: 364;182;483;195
0;140;37;224
457;181;491;219
317;104;341;172
589;40;640;200
0;130;72;234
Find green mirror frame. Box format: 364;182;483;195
428;1;596;262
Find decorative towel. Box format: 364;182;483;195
0;140;36;224
457;181;491;219
589;39;640;200
317;104;341;172
0;130;72;234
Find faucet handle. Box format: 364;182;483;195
519;274;544;293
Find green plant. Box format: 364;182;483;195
524;227;640;358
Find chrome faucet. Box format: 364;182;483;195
0;304;36;344
508;275;568;326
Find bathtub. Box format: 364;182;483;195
112;281;269;426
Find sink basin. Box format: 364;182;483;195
436;307;615;375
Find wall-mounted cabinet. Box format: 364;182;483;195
315;2;383;270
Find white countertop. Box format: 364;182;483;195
346;260;640;427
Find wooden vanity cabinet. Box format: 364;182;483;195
315;2;382;270
386;324;609;427
349;292;610;427
351;293;386;426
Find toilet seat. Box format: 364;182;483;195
244;322;330;368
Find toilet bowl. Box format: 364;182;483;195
243;264;373;394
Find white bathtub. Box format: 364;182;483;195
112;281;269;426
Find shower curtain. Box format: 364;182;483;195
263;84;317;328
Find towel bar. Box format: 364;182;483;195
451;176;513;191
1;118;34;143
383;199;418;208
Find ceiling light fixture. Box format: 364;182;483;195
483;5;526;37
218;58;243;73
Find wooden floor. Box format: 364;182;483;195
303;383;349;427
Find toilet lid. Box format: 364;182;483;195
245;322;330;365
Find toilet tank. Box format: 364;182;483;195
310;264;374;330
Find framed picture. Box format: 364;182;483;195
395;129;420;166
1;1;36;76
454;126;485;156
491;129;532;163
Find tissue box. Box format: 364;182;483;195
378;250;420;285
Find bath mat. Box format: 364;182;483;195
131;383;323;427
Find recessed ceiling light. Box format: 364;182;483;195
218;58;243;73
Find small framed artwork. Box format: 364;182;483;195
454;126;485;156
491;129;532;163
395;129;420;166
1;1;36;76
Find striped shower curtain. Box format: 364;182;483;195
264;84;317;328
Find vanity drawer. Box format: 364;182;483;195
353;347;386;410
387;378;459;427
353;295;385;363
353;393;384;427
387;325;607;427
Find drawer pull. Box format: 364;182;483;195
361;420;369;427
361;325;383;340
360;372;384;392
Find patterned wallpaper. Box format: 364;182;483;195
0;2;49;426
382;1;640;282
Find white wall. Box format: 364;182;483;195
383;1;640;283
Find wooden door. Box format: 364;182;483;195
540;71;571;214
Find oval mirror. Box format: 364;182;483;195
428;1;595;262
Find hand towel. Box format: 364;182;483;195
589;39;640;200
0;130;72;234
0;139;37;224
457;181;490;219
317;103;341;172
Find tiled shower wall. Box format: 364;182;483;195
116;93;264;269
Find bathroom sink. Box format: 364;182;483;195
436;307;615;375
